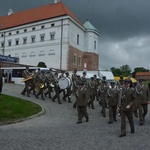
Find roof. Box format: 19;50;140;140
135;72;150;76
83;20;99;33
98;70;114;80
114;76;137;83
0;2;82;30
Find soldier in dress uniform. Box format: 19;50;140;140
71;68;78;95
73;75;81;108
93;74;100;101
44;68;54;99
136;79;150;125
59;70;66;100
63;72;72;103
87;77;96;109
107;82;119;124
81;72;87;83
52;72;62;104
29;69;36;95
99;80;109;117
35;70;46;100
21;66;31;97
0;65;5;95
76;82;89;124
119;80;136;137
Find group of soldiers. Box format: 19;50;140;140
21;66;150;137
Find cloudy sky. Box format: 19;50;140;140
0;0;150;71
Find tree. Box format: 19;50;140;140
132;67;149;78
37;62;47;68
120;65;131;77
111;67;122;76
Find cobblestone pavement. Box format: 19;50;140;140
0;83;150;150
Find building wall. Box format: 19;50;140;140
0;16;99;71
84;32;99;54
68;45;99;71
0;17;70;69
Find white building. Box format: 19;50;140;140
0;0;100;71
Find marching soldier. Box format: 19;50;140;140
136;79;150;125
21;66;32;97
107;82;119;124
63;72;72;103
93;74;100;101
87;77;96;109
76;81;89;124
29;69;36;95
71;68;78;95
52;72;62;104
81;72;87;83
0;65;5;95
99;80;109;117
119;80;136;137
35;70;46;100
59;70;66;100
73;75;81;108
44;68;54;99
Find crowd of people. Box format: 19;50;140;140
1;65;150;137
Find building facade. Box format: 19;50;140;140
0;0;99;71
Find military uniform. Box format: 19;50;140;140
44;69;54;99
0;66;5;94
87;77;96;109
119;80;136;137
52;73;62;104
136;80;150;125
71;69;78;95
107;82;119;124
35;71;46;100
73;75;81;108
21;66;31;97
99;81;109;117
76;82;89;124
63;72;72;103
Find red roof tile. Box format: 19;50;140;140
135;72;150;76
0;2;82;30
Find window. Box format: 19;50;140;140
77;34;79;45
1;42;4;48
8;40;12;46
94;63;96;69
31;36;36;43
22;52;27;58
24;29;27;32
9;32;11;36
41;25;45;29
51;23;55;27
32;27;35;31
78;56;81;66
40;34;45;42
94;41;96;50
73;55;77;65
16;31;19;34
39;50;45;56
1;34;4;37
23;37;27;44
50;32;55;40
30;52;35;57
15;39;19;45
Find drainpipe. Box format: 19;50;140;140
60;19;63;70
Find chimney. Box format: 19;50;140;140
54;0;60;4
8;9;13;16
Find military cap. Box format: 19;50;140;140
83;71;86;75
